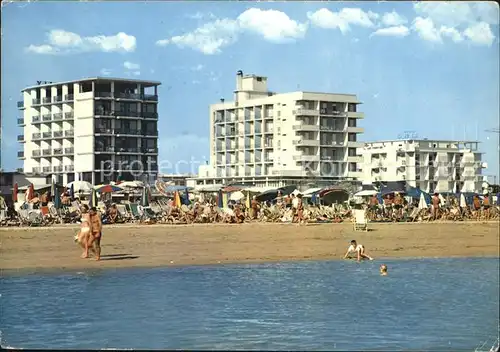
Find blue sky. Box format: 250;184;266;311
2;1;499;179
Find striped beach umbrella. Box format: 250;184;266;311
89;189;98;208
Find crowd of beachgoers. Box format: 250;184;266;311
1;189;498;227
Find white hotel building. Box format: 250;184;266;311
195;71;365;187
17;77;160;185
361;139;485;193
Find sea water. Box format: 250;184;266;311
1;258;498;350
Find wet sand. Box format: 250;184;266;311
1;222;498;274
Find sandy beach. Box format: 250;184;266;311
1;222;498;274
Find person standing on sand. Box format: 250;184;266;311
87;207;103;261
251;196;260;220
77;205;93;258
432;193;440;221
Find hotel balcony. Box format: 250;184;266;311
17;101;24;109
17;118;25;126
293;108;318;116
42;114;52;122
64;94;74;102
53;131;64;139
33;150;41;157
347;112;365;119
17;151;25;159
42;97;51;104
293;139;320;147
65;165;74;172
293;154;318;162
53;166;63;173
143;112;159;120
95;92;114;99
33;167;41;173
115;92;142;100
64;147;74;154
143;148;159;154
116;147;141;154
42;149;52;156
95;146;115;153
293;124;319;131
32;98;41;106
320;125;345;132
347;126;364;133
143;94;158;102
32;115;41;124
64;112;74;120
53;113;63;121
41;166;51;173
65;130;74;137
17;134;25;142
53;96;63;103
53;148;63;156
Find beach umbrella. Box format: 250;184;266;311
67;180;92;193
89;189;98;208
230;191;245;201
222;192;229;208
94;184;123;193
217;189;223;208
460;193;467;208
418;193;428;210
173;191;182;208
245;192;250;208
13;183;18;202
69;183;75;200
141;186;150;207
25;183;34;202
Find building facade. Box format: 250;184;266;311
361;139;485;193
195;71;365;188
17;77;160;185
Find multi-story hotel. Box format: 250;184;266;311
361;139;486;193
17;77;161;185
195;71;365;187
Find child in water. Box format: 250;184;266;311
380;264;388;276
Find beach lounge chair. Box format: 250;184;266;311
116;204;131;222
127;203;142;221
353;209;368;231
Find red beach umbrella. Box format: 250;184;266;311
13;183;18;202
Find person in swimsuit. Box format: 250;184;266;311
343;240;373;262
483;194;491;220
380;264;388;276
87;207;103;260
77;204;93;258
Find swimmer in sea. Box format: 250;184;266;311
343;240;374;262
380;264;388;276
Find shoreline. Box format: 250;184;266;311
2;254;499;277
1;222;498;275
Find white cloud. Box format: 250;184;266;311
412;17;443;43
412;2;497;46
187;12;216;20
156;8;307;54
191;64;204;71
160;18;239;55
100;68;112;76
307;8;378;34
237;8;307;42
26;29;136;54
464;22;496;46
123;61;140;70
381;11;407;26
439;26;464;43
371;25;409;38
